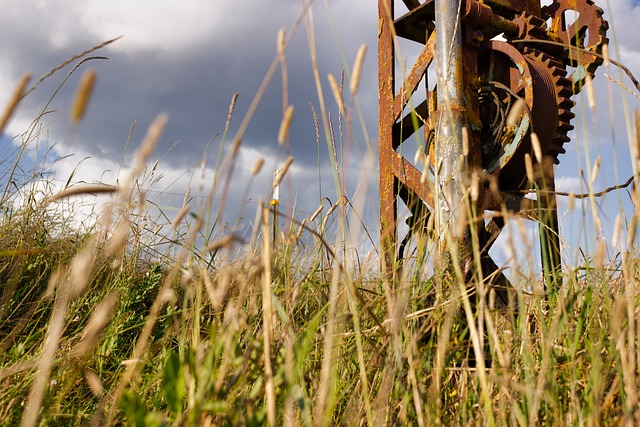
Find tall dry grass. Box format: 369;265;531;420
0;6;639;427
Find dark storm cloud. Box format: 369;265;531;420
0;0;377;175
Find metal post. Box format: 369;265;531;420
434;0;472;268
378;0;397;274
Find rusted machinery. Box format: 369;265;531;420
378;0;608;295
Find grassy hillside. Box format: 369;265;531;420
1;40;640;426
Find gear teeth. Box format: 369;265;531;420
560;112;575;121
559;99;575;109
525;48;575;164
549;145;567;155
558;122;574;133
542;0;609;87
558;87;574;98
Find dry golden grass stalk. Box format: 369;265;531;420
44;184;117;204
70;69;97;125
84;370;104;397
530;132;543;164
274;156;294;187
602;43;610;67
590;155;601;185
226;93;239;133
635;110;640;161
594;237;606;270
328;73;345;113
471;170;480;202
310;204;324;222
414;147;422;165
0;73;31;134
261;206;276;427
321;200;341;233
421;167;429;184
462;126;470;157
296;218;307;240
251;158;265;175
278;105;295;145
314;265;341;424
171;204;190;229
277;28;286;58
585;73;596;112
612;213;623;248
350;44;367;95
604;74;640;101
205;234;243;252
125;113;168;191
20;271;72;427
22;37;120;100
524;153;535;183
568;191;576;211
202;268;229;309
75;293;119;358
506;98;526;127
68;244;97;299
104;220;130;257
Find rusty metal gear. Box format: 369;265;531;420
475;40;574;190
504;12;577;166
542;0;609;90
523;49;575;162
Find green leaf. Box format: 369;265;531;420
162;351;186;415
119;390;148;427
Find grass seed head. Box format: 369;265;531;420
76;293;119;357
328;73;345;114
471;170;480;202
590;156;601;185
350;44;367;95
585;73;596;112
274;156;294;187
524;153;534;183
69;245;96;299
278;105;295;145
277;28;286;58
0;73;31;134
506;98;526;127
531;132;543;164
85;370;104;397
612;213;623;248
251;158;265;176
310;204;324;222
568;191;576;211
296;218;307;240
70;69;97;125
171;204;190;229
462;126;469;157
206;234;243;252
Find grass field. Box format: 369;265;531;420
1;23;640;427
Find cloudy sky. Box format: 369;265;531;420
1;0;639;267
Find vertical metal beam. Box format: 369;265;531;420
378;0;397;273
434;0;472;265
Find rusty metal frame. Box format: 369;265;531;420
379;0;484;275
378;0;566;293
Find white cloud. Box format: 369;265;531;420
78;0;234;54
555;175;583;193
